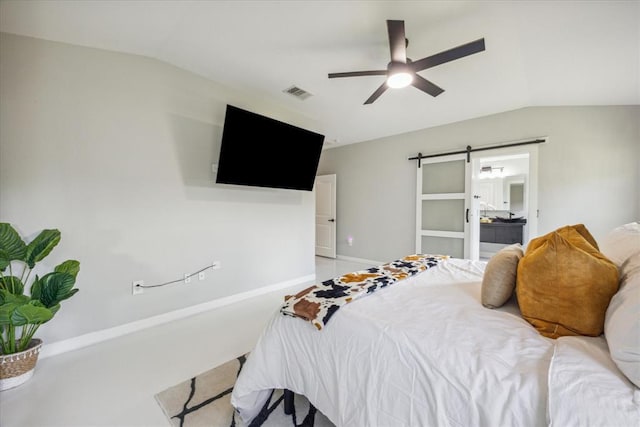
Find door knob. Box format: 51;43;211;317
328;219;335;222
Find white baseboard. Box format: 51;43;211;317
39;273;315;359
336;254;384;266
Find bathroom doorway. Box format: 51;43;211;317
469;145;539;260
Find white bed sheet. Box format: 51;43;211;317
548;336;640;427
231;258;555;426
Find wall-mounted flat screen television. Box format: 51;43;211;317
215;105;325;191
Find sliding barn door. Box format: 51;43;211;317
416;154;473;259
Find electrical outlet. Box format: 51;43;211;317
212;260;221;270
184;273;191;284
132;280;144;295
198;271;205;281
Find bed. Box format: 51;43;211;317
231;224;640;427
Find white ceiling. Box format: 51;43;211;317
1;0;638;146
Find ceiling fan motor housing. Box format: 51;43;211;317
388;62;412;74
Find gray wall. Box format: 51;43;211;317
0;33;319;342
318;106;640;262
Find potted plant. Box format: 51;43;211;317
0;223;80;391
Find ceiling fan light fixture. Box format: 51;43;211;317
387;72;413;88
386;61;413;88
327;20;485;104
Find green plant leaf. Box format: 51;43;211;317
0;289;29;306
11;301;54;326
0;223;27;272
30;275;42;300
49;303;61;317
24;229;60;269
54;260;80;279
32;272;77;308
0;302;20;326
0;276;24;295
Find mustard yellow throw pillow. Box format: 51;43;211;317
516;224;619;338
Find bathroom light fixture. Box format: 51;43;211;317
480;166;504;178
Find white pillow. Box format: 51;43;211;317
600;222;640;268
604;251;640;388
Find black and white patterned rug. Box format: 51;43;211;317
155;354;334;427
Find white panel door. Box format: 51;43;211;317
315;174;336;258
416;154;472;259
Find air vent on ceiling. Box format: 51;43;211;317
283;85;313;100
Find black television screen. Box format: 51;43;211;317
216;105;325;191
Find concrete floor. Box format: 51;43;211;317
0;256;372;427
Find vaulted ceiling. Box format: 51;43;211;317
1;1;638;146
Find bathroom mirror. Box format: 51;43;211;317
503;175;526;213
476;174;527;214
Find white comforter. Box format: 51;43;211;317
232;258;640;426
232;258;557;426
548;336;640;427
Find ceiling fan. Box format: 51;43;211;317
328;20;486;104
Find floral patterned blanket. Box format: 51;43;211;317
281;254;448;330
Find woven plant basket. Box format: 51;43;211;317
0;339;43;391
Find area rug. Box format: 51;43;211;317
155;354;334;427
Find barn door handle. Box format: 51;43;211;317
328;219;335;222
465;208;469;223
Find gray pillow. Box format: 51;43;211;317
481;244;524;309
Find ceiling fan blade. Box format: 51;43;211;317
364;82;388;104
387;20;407;63
328;70;387;79
412;75;444;97
411;38;485;72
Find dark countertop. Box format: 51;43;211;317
481;220;527;226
